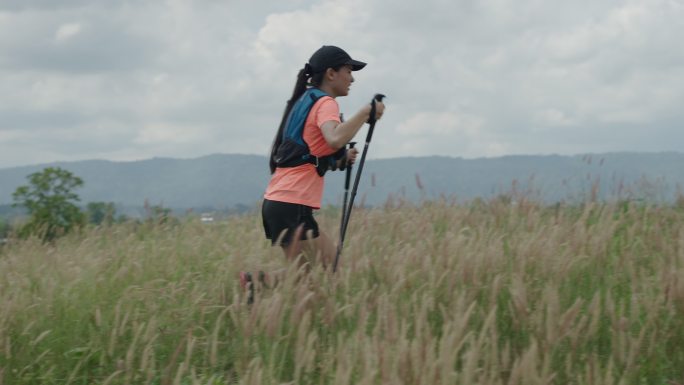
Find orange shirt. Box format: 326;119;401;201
264;96;341;209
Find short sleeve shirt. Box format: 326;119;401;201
264;96;340;209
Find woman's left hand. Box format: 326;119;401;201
346;147;359;165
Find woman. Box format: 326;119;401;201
240;45;385;299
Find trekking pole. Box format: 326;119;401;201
339;141;356;243
333;93;385;273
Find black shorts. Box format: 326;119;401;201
262;199;320;246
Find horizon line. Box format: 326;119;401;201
2;150;683;171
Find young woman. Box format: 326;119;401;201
240;45;385;299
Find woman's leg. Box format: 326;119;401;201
282;226;336;270
254;201;336;294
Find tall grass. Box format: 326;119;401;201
1;199;683;384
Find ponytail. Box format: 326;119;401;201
268;64;335;174
269;64;312;174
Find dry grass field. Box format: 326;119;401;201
1;198;683;384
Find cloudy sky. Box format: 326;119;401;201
1;0;682;168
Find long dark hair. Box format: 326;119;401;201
269;64;328;174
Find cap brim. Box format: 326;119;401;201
347;59;366;71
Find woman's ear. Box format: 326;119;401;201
324;67;336;81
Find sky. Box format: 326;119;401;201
1;0;683;168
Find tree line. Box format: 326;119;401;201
1;167;173;242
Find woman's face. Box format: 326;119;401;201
326;65;354;97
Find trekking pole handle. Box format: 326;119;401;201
367;94;386;126
366;94;385;142
345;142;356;189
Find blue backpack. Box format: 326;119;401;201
273;88;346;176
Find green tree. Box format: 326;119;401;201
12;167;86;241
86;202;116;225
143;199;175;225
0;217;10;239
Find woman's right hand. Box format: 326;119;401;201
374;100;385;121
365;100;385;122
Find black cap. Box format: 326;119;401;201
308;45;367;73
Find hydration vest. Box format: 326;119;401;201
273;88;346;176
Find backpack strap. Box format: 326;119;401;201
273;88;345;176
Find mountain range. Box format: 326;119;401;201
1;152;682;216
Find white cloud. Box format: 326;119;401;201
393;111;509;158
247;0;371;89
54;22;81;42
396;112;484;137
1;0;683;168
534;109;576;127
134;122;209;145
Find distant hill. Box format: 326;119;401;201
1;152;682;215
